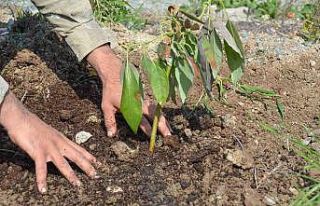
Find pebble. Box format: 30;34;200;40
110;141;138;162
86;115;100;124
106;186;123;193
184;128;192;138
221;114;237;128
89;143;97;150
310;60;316;67
226;149;254;169
289;187;299;196
263;195;277;206
75;131;93;144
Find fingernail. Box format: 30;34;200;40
40;187;47;194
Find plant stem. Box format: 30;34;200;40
149;103;161;153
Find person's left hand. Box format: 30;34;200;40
87;45;172;138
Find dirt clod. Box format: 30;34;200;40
226;149;254;169
110;141;138;162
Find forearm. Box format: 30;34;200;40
30;0;116;61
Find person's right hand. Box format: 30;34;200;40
0;91;99;193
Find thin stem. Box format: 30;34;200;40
149;104;161;153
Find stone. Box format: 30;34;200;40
184;128;192;138
75;131;93;144
226;149;254;169
86;115;100;124
106;186;123;193
263;195;277;206
310;60;316;67
110;141;138;162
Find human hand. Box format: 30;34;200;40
87;45;172;138
0;92;98;193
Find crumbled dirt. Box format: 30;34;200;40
0;15;319;205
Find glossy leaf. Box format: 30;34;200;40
213;21;243;58
141;55;169;105
197;34;213;95
202;29;223;79
175;59;194;103
224;41;244;85
120;61;143;133
226;20;245;58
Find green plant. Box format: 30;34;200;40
120;3;247;153
92;0;146;29
291;137;320;205
301;2;320;42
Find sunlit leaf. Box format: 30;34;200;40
120;61;143;133
226;20;245;58
175;58;194;103
141;55;169;105
202;29;223;79
224;41;244;85
197;34;213;96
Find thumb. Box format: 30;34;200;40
102;104;117;137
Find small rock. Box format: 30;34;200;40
110;141;138;162
89;143;97;150
310;60;316;67
176;124;184;130
106;186;123;193
86;115;100;124
302;136;313;145
226;149;254;169
289;187;299;196
184;128;192;137
263;195;277;206
59;110;73;121
221;114;237;128
75;131;93;144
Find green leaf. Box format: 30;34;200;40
197;34;213;95
213;21;243;58
141;55;169;105
224;41;244;84
120;61;143;133
239;84;279;97
202;29;223;79
175;59;194;103
226;20;245;58
276;99;285;120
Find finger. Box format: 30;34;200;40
102;104;117;137
139;116;152;136
63;146;98;179
142;101;172;137
35;155;48;193
63;136;98;164
158;115;172;137
51;153;81;187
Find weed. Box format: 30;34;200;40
91;0;146;29
291;137;320;205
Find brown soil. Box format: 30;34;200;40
0;16;319;205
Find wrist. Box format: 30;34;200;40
0;92;28;134
86;45;122;84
